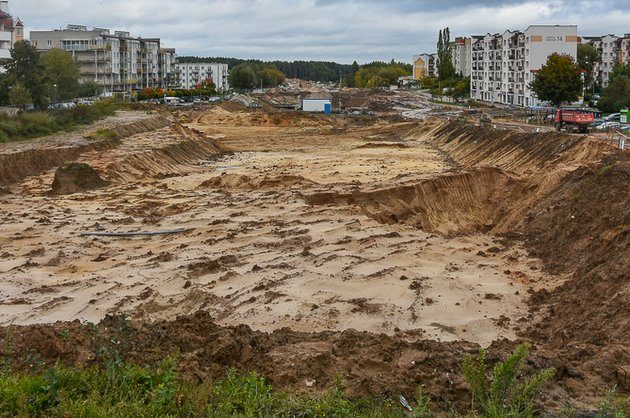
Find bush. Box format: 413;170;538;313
462;343;555;418
0;100;117;141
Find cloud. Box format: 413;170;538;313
12;0;630;63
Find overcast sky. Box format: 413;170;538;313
12;0;630;64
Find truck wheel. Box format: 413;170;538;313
555;123;561;132
579;125;588;134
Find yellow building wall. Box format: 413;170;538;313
413;57;426;80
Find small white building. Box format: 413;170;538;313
301;93;332;113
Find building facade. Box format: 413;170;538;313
470;25;578;107
0;0;22;61
177;62;229;91
581;34;630;88
451;37;471;77
30;25;176;94
411;53;437;80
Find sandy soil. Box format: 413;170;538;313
0;108;553;347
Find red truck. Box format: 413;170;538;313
554;108;595;133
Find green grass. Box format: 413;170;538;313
1;341;626;417
86;128;119;141
0;100;117;142
0;362;411;418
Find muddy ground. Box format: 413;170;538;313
0;103;628;413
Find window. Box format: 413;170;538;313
47;40;52;46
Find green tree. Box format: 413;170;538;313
529;53;583;107
41;49;80;101
353;62;409;88
577;44;601;96
78;81;103;98
609;63;630;83
597;75;630;113
261;67;285;87
8;82;32;110
437;27;455;81
229;64;258;91
5;40;48;109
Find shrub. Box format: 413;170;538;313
0;100;118;142
462;343;555;418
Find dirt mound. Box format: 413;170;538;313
106;136;223;182
200;173;314;190
50;163;109;195
2;312;558;412
419;119;611;175
525;152;630;348
220;101;250;112
0;116;171;187
304;167;521;235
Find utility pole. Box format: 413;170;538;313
339;71;342;111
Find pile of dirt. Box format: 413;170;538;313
304;167;522;235
1;312;563;413
418;119;607;174
200;173;315;191
0;116;171;187
106;136;223;182
220;101;250;112
524;152;630;348
50;163;109;195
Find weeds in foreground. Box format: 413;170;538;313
1;342;625;417
462;343;556;418
596;387;630;418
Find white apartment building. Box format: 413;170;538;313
452;37;471;77
177;62;229;92
581;34;630;88
0;0;22;61
471;25;578;107
30;25;176;94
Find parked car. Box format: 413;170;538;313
590;117;605;127
596;121;622;130
604;113;621;122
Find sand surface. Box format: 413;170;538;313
0;108;552;346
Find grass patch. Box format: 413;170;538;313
597;163;615;177
1;341;623;417
87;128;119;141
0;100;117;142
0;362;410;417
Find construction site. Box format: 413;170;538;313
0;86;628;413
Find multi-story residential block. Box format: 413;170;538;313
411;53;437;80
177;62;229;92
160;48;178;89
451;37;471;77
30;25;176;94
471;25;578;107
0;0;22;61
581;34;630;88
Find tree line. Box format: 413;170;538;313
178;57;355;83
179;56;413;90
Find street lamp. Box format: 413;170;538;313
53;84;58;107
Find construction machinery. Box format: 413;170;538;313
554;108;596;133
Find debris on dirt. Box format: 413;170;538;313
51;163;109;195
